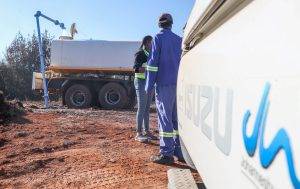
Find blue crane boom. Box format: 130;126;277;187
34;11;65;108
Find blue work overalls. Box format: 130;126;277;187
145;28;183;157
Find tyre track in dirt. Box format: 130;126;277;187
0;108;199;188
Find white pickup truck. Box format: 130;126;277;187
179;0;300;188
33;40;140;109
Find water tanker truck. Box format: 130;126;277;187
32;39;140;109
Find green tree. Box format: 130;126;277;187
0;31;53;100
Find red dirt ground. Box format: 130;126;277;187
0;105;201;189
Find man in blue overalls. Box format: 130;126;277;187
145;13;183;165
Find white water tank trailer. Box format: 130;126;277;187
33;39;141;109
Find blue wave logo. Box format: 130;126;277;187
242;82;300;189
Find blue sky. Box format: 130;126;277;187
0;0;195;59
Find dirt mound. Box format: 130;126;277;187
0;91;25;124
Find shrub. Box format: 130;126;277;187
0;31;53;100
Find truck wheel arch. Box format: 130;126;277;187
180;137;196;170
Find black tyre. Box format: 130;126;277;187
64;84;92;109
126;95;137;109
98;82;128;109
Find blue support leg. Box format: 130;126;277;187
35;15;49;108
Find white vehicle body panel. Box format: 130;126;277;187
50;40;140;71
178;0;300;188
183;0;213;41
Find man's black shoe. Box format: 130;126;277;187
150;154;174;165
175;156;186;163
144;131;159;140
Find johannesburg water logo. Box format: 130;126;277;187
242;83;300;189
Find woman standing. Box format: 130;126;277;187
133;35;157;142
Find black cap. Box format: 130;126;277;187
159;13;173;28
